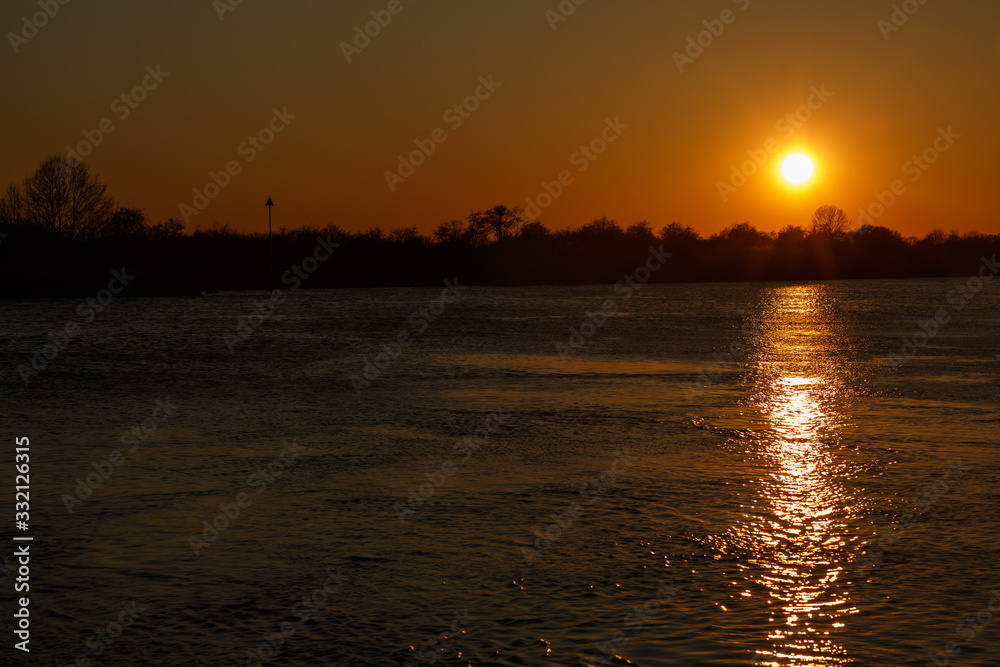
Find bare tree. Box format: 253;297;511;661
776;225;807;244
626;221;656;244
583;216;624;238
433;219;466;245
464;215;492;247
658;222;700;245
148;218;186;242
518;221;550;240
388;226;423;245
358;227;385;241
713;222;772;251
469;204;525;244
22;156;68;235
22;155;115;240
924;229;947;245
435;218;492;247
102;207;148;240
65;160;116;240
0;183;24;225
321;221;349;241
811;205;851;238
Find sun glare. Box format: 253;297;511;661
781;153;814;186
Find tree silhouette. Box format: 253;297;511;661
22;155;115;240
147;218;185;242
581;216;627;241
103;207;148;240
923;229;947;245
471;204;525;244
359;227;385;241
66;161;116;240
433;219;466;246
776;224;807;245
658;222;700;245
388;226;425;245
0;183;24;225
712;222;771;249
22;156;66;236
811;205;851;238
518;221;550;240
434;218;491;247
626;221;656;244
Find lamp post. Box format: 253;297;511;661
266;197;274;288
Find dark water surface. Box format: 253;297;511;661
2;279;998;666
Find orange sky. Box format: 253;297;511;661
2;0;999;238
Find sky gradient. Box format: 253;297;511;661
2;0;999;237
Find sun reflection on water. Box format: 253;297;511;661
730;285;861;666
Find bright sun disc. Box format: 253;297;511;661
781;154;814;185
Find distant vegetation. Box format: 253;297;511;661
1;155;997;296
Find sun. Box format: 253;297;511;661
781;153;814;185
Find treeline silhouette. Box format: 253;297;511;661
1;155;997;296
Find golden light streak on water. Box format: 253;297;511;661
738;285;860;666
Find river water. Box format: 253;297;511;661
1;278;998;666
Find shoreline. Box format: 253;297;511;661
0;270;985;299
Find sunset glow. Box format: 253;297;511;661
1;2;997;237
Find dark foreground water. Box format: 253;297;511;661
1;279;998;666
